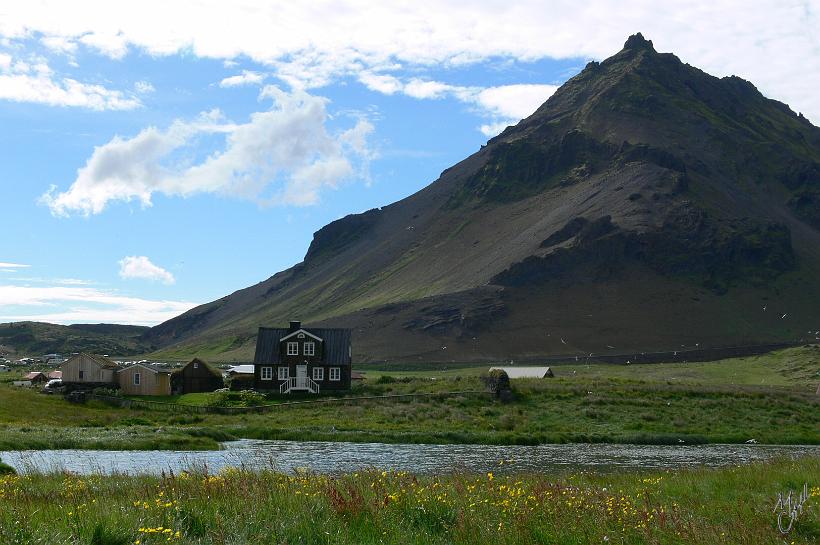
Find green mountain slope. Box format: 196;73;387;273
0;322;151;357
138;34;820;361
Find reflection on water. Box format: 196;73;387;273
1;440;817;475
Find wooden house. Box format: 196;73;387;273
60;353;119;388
117;364;172;396
172;358;224;394
22;371;48;384
253;321;352;394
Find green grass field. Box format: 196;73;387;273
0;346;817;451
0;457;817;544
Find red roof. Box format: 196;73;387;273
23;371;46;380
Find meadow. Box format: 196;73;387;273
0;457;817;544
0;346;817;451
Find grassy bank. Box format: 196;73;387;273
0;457;817;544
0;346;817;451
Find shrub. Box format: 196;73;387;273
0;457;15;475
483;369;510;395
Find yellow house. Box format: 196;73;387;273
117;364;172;396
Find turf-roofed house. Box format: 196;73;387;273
253;321;352;394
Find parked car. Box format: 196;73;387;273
42;378;65;394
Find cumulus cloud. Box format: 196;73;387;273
0;284;196;325
118;256;175;284
0;52;140;110
219;70;264;87
0;2;817;122
40;86;374;215
359;73;558;135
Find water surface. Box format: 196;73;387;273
1;440;816;475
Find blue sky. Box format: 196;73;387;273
1;1;818;325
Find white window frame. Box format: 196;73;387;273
193;361;199;369
261;366;273;381
278;366;289;380
287;342;299;356
312;367;324;381
133;372;141;386
329;367;340;381
304;342;315;356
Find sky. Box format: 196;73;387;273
1;1;818;326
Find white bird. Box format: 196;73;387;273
606;345;615;349
781;313;787;319
560;338;567;345
763;306;767;311
677;439;685;443
745;439;757;444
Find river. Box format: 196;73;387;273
2;440;817;475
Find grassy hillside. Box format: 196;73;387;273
0;347;817;450
0;321;151;357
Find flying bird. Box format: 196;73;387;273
781;313;787;319
560;338;567;345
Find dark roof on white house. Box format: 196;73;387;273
253;326;351;365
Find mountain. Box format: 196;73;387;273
0;322;151;358
139;34;819;362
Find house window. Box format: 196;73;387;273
193;361;199;369
261;367;273;380
312;367;324;381
78;370;84;380
287;342;299;355
329;367;340;381
278;366;289;380
134;372;141;386
304;342;315;356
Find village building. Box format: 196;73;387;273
253;321;352;394
22;371;48;384
60;353;119;388
172;358;224;394
118;364;172;396
489;366;554;379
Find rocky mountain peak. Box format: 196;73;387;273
622;32;655;52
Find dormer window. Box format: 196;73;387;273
304;342;315;356
287;342;299;355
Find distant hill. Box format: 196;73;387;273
8;33;820;363
0;322;151;357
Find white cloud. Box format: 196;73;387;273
40;87;374;215
134;80;154;94
0;262;30;270
40;35;77;55
0;2;817;122
0;284;196;326
0;53;140;110
358;75;558;135
474;84;559;121
219;70;264;87
118;256;175;284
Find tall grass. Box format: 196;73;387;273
0;457;817;544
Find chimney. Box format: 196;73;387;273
289;320;301;332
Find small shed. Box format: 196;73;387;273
118;364;172;396
23;371;48;384
489;366;554;378
173;358;224;394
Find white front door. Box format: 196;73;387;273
296;365;307;388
